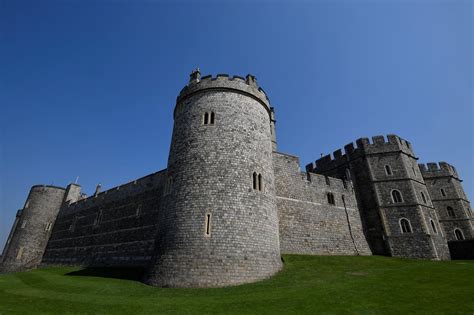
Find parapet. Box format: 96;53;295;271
59;170;166;217
418;162;460;180
176;70;271;116
310;134;416;172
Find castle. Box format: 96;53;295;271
1;70;473;287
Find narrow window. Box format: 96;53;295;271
325;176;330;186
205;213;212;236
210;112;215;125
447;206;455;218
385;165;392;176
430;220;437;234
421;191;427;204
94;210;103;226
203;112;209;125
391;190;403;203
136;204;142;217
400;218;412;233
24;200;30;208
412;167;416;177
164;177;173;195
258;174;263;191
440;189;446;197
21;220;27;229
252;172;258;190
16;247;24;260
454;229;464;240
327;193;335;205
45;222;52;232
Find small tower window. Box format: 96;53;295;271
430;220;437;234
203;112;215;125
385;165;392;176
454;229;464;240
327;193;335;205
420;191;427;204
399;218;412;233
136;204;142;217
345;168;351;181
21;220;27;229
252;172;263;191
447;206;455;218
164;177;173;195
440;189;446;197
204;213;212;236
391;190;403;203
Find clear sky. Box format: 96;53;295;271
1;0;472;249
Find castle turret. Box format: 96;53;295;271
145;71;282;287
311;135;450;260
0;185;66;272
420;162;473;241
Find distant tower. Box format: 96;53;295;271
420;162;473;241
312;135;450;260
0;185;66;272
145;70;282;287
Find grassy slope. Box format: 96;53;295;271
0;255;473;314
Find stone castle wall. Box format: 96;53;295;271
41;171;166;267
273;152;371;256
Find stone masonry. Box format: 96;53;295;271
1;69;472;287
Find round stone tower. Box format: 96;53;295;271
1;185;65;272
146;70;282;287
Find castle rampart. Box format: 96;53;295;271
274;152;371;256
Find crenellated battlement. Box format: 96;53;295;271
59;170;167;217
176;70;271;115
308;134;416;172
419;162;460;179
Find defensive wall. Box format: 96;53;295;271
41;170;166;267
273;152;371;256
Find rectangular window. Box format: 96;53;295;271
21;220;27;229
205;213;212;236
45;222;52;231
440;189;446;197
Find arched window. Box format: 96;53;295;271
430;219;437;234
210;112;215;125
420;191;427;204
252;172;263;191
203;112;209;125
447;206;455;218
454;229;464;240
440;189;446;197
391;190;403;203
399;218;412;233
385;165;392;176
327;193;335;205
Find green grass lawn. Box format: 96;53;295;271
0;255;473;314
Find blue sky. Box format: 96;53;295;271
1;0;472;248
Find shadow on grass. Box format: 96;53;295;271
66;266;146;282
